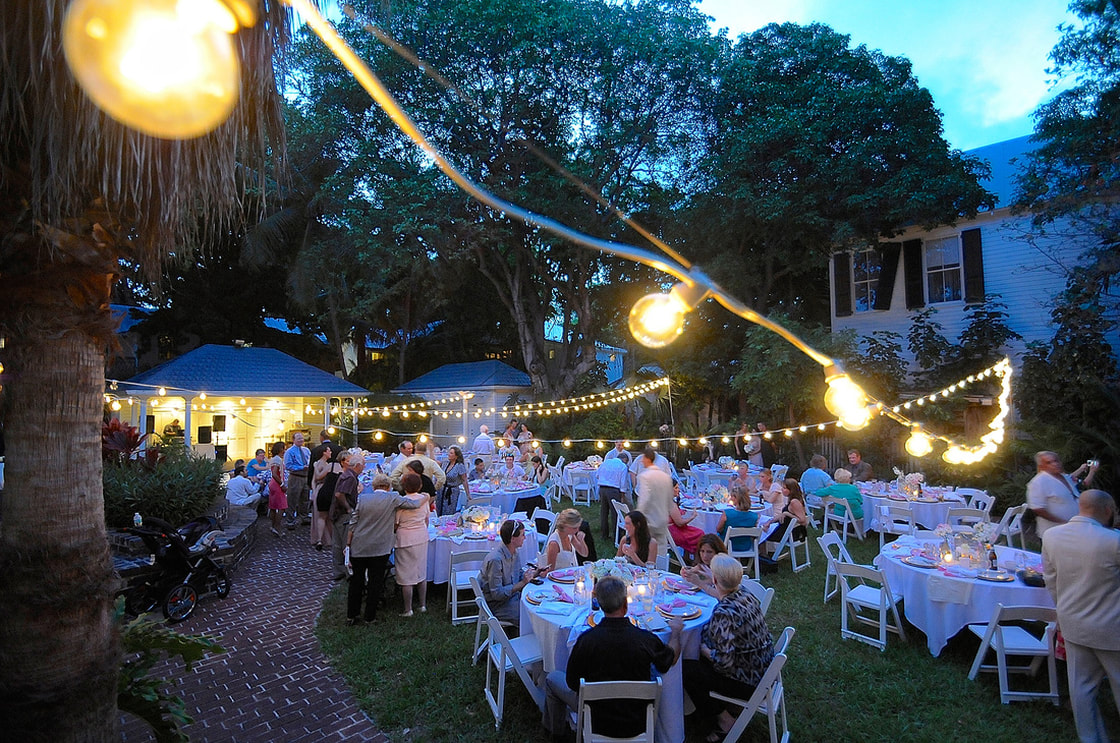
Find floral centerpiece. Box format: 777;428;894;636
703;484;730;507
971;521;1000;549
586;455;603;467
590;558;635;585
461;505;491;529
717;456;735;470
892;467;925;499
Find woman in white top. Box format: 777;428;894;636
758;468;786;510
544;508;587;572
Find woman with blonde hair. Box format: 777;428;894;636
716;482;761;553
544;508;588;572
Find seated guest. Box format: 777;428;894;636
682;534;728;598
578;519;599;564
668;480;704;558
814;468;864;520
617;509;660;568
684;555;775;741
529;455;550;487
468;457;488;482
498;453;525;479
545;508;589;572
716;482;762;552
757;468;786;510
225;464;262;509
246;448;271;479
761;479;810;552
542;576;683;741
798;454;834;494
846;448;874;482
480;519;540;625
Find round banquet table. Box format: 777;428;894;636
424;520;538;584
862;491;966;532
564;462;601;501
678;500;773;537
876;538;1053;656
519;568;715;743
468;483;543;514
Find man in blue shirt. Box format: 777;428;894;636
799;454;834;494
283;432;311;529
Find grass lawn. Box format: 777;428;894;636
316;502;1119;742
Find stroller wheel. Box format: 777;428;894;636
163;584;198;622
214;567;231;599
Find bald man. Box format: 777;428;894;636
1042;490;1120;743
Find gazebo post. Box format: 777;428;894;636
183;398;192;451
460;392;468;443
322;397;329;433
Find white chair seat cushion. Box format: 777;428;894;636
488;633;543;671
847;584;897;609
967;624;1049;655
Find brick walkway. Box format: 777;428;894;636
121;519;387;742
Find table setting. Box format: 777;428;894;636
470;476;542;513
861;475;966;532
423;512;537;584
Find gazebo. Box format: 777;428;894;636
392;360;532;445
116;344;368;462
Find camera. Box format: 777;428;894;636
1087;459;1100;468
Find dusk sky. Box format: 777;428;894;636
699;0;1079;151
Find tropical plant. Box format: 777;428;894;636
0;3;293;737
102;418;150;464
103;451;223;529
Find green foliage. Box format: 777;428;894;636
847;331;907;402
116;598;225;742
103;450;223;528
102;418;150;464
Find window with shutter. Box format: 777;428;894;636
873;243;901;311
852;247;881;312
903;239;925;310
925;236;963;304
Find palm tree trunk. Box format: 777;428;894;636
0;307;121;740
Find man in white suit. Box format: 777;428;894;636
1042;490;1120;743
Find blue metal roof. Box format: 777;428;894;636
392;360;531;394
121;344;368;397
966;135;1037;210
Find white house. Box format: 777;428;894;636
828;135;1117;357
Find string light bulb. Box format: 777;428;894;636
904;426;933;458
62;0;256;138
628;282;707;348
823;366;870;431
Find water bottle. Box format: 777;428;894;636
133;512;143;528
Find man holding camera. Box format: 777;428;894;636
1027;451;1100;537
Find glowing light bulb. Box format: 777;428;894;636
418;434;427;443
823;373;867;420
837;405;872;432
699;437;708;446
563;439;572;447
784;429;793;437
199;392;206;400
623;440;631;448
678;438;687;447
111;400;122;411
721;436;730;444
497;440;506;448
628;293;688;348
158;386;167;396
650;440;659;448
457;436;466;444
596;441;605;449
905;428;933;458
328;426;336;435
374;431;383;441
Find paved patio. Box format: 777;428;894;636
120;519;387;742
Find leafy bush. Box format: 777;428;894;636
104;450;223;528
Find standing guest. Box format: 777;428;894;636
846;448;873;483
684;555;775;742
343;472;424;625
745;427;763;468
246;448;271;480
629;445;673;491
468;457;489;482
162;418;184;438
617;510;659;568
472;425;495;458
542;576;682;741
329;455;361;581
405;459;437;507
503;418;519;446
384;440;414;475
717;483;762;553
311;447;342;550
441;445;471;515
267;441;286;537
604;439;632;465
635;447;675;548
394;472;431;617
1028;450;1097;537
1042;490;1120;743
734;422;751;458
756;423;779;469
283;432;311;529
545;508;588;572
480;519;540;625
799;454;834;494
597;453;631;541
517;422;533;456
389;442;446;493
814;468;864;520
308;429;343;476
668;480;704;558
225;464;262;509
682;534;729;598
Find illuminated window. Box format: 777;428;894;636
925;236;962;303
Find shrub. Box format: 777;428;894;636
104;450;223;528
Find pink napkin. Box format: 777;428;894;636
657;598;687;612
553;585;574;603
664;577;693;591
551;568;574;579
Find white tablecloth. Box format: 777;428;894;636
863;492;966;532
424;524;538;584
519;569;715;743
876;539;1052;655
564;463;602;501
469;484;542;514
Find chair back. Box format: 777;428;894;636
467;495;493;509
770;464;789;481
995;504;1027;549
450;548;491;579
576;678;661;743
878;503;915;551
725;526;762;581
948;507;989;530
555;456;566;471
716;653;788;743
664;529;688;571
532;507;557;536
970;492;995;513
740;577;775;616
955;487;988;507
816;531;854;566
773;625;796;655
833;560;885;589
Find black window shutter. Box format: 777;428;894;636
873;242;901;311
962;228;985;303
833;252;852;317
903;239;925;310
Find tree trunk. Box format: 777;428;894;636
0;304;121;740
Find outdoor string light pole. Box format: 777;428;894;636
63;0;1001;461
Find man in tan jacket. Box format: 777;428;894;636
389;442;446;493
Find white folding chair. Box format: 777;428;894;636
816;532;854;603
447;548;490;624
948;507;989;532
967;603;1059;705
575;678;661;743
664;529;688;572
995;504;1028;550
770;464;789;482
509;511;529;521
803;493;823;530
768;520;812;573
712;636;793;743
679;469;699;495
543;476;561;508
740;577;775;616
611;499;630;547
484;615;545;728
467;495;493;509
570;470;596;507
725;526;762;582
877;503;916;552
833;562;906;651
532;508;556;552
955;487;989;508
970;492;996;513
654;549;670;572
822;496;865;542
469;576;516;666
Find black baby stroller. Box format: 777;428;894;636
123;515;230;622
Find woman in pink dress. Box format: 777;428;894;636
394;472;431;616
667;479;704;557
267;441;287;537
